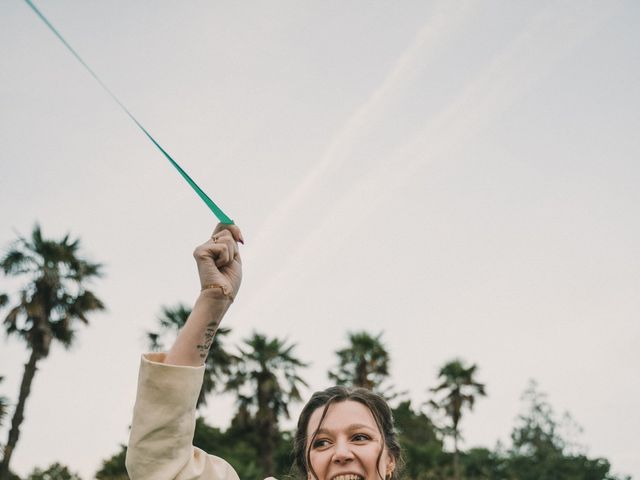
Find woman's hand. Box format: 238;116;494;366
193;223;244;300
165;224;243;366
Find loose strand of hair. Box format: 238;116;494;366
306;395;340;480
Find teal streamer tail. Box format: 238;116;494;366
23;0;234;224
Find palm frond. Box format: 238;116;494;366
147;332;163;351
3;304;23;336
1;248;35;275
1;224;105;351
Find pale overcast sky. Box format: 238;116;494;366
1;1;639;479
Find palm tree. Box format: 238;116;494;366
0;377;8;428
328;330;391;392
95;444;128;480
26;462;82;480
430;359;486;480
147;303;236;408
0;296;8;429
226;332;307;478
0;224;104;480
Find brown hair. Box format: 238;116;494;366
293;386;403;480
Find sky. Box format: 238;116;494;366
1;0;639;478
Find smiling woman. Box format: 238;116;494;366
295;387;402;480
125;224;403;480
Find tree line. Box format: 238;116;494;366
0;226;631;480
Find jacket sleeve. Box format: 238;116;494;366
126;353;240;480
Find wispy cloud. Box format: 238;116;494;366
333;0;623;231
237;1;479;318
236;1;622;324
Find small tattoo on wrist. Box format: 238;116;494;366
196;326;217;359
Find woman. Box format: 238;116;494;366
126;224;402;480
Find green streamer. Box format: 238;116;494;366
23;0;234;224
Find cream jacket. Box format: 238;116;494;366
127;353;270;480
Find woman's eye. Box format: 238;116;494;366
312;439;330;449
352;433;371;442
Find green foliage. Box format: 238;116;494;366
510;380;567;456
194;415;297;479
453;382;632;480
194;416;263;479
273;430;296;478
186;415;294;479
227;332;308;419
25;463;82;480
393;400;444;480
225;332;307;478
95;444;128;480
328;331;391;393
506;451;616;480
460;448;505;480
503;381;627;480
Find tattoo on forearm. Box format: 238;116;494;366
196;320;219;359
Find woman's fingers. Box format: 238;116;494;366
211;223;244;244
213;240;230;267
211;228;241;268
193;226;243;299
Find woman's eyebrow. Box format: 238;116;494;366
316;423;377;435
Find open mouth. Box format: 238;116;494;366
331;475;365;480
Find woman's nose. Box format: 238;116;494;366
332;440;355;464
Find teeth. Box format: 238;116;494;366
333;476;363;480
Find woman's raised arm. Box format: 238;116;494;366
166;223;244;366
126;224;244;480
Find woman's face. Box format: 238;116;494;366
306;400;395;480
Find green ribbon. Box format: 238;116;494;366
24;0;234;224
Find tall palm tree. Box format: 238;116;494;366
0;376;8;428
0;224;104;479
147;303;236;408
0;294;8;428
328;330;391;392
226;332;307;478
430;359;486;480
0;295;8;429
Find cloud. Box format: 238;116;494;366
236;1;621;324
346;1;623;224
237;1;480;320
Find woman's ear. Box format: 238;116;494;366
385;454;396;478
